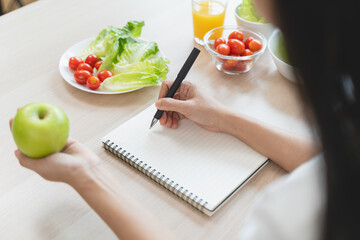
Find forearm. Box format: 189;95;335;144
73;166;178;240
219;108;320;172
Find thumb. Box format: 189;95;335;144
155;98;190;116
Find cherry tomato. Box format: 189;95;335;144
227;39;245;56
241;49;254;56
226;55;239;67
236;61;247;71
69;57;83;71
248;39;263;52
85;54;99;68
216;43;230;55
228;30;244;42
214;37;226;50
97;70;113;82
222;61;234;71
244;37;255;49
74;70;92;85
87;76;101;90
94;61;103;70
77;63;93;73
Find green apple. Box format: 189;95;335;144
12;102;70;159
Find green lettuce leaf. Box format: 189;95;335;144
98;37;135;73
102;57;169;91
79;21;145;59
99;39;160;73
237;0;268;23
101;72;162;92
78;20;169;92
117;41;159;65
113;57;169;78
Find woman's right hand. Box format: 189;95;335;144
9;118;102;190
155;80;229;132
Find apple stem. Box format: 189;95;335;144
39;112;46;120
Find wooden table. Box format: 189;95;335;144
0;0;311;239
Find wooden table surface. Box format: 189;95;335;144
0;0;312;239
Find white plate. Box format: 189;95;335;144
59;37;164;94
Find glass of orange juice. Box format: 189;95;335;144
192;0;228;45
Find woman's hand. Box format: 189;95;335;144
9;118;101;189
10;118;178;240
155;80;229;132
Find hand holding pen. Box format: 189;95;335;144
153;74;228;132
150;47;201;129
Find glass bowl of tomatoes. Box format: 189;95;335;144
203;26;267;74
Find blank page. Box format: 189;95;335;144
101;104;267;214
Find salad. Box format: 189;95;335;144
237;0;268;23
68;21;169;92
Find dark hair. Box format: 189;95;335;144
274;0;360;239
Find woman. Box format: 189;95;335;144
10;0;360;239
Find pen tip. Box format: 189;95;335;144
149;118;158;129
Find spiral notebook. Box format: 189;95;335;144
101;104;268;216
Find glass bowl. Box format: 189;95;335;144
204;25;267;75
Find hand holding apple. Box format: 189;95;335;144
12;102;69;158
12;139;102;187
10;106;102;187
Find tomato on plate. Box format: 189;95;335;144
85;54;99;68
228;31;244;42
244;37;255;49
216;43;230;55
74;70;92;85
227;39;245;56
87;76;101;90
77;63;93;73
69;57;83;71
94;61;103;70
214;37;226;50
248;39;263;52
97;70;113;82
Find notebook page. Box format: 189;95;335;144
102;104;267;211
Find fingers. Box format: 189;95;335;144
15;150;41;171
179;82;193;100
155;98;190;116
62;137;77;151
158;80;193;100
166;112;173;128
158;80;173;99
172;113;180;129
159;111;167;125
159;111;179;129
9;108;21;131
9;118;13;131
157;81;194;129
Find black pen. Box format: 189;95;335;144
149;47;201;129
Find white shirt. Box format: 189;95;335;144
237;155;326;240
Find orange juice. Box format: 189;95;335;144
192;1;226;44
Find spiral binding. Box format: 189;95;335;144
103;140;208;213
